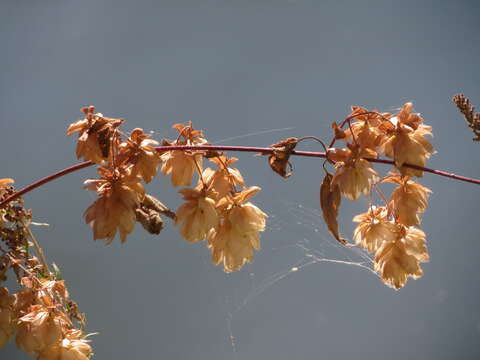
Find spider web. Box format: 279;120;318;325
201;127;379;357
223;200;378;357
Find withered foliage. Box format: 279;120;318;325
260;137;298;178
1;98;451;357
65;102;434;287
319;173;345;245
0;181;91;359
67;106;123;164
68;113;266;274
321;103;434;289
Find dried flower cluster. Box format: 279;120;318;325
0;181;91;359
1;99;451;357
318;103;434;289
66;102;435;289
68;111;266;273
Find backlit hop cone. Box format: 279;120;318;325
353;206;397;253
37;330;92;360
381;103;434;177
16;305;67;354
374;226;429;289
208;187;267;272
84;168;144;243
175;188;219;242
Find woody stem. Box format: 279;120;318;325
1;144;479;208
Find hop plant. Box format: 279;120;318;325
0;96;479;358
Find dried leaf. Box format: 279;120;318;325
260;137;298;178
136;207;164;235
320;173;346;244
135;194;174;235
142;194;175;219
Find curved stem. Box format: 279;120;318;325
297;136;328;152
0;161;93;207
1;144;479;208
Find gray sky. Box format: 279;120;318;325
1;1;480;359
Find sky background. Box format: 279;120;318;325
1;0;480;359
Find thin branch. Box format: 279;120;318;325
0;161;92;207
24;224;51;277
1;144;479;208
297;136;328;152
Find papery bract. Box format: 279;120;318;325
380;103;434;177
374;226;429;289
332;158;379;201
161;150;203;187
201;156;245;200
16;306;66;354
207;187;267;272
385;174;431;226
119;128;162;183
353;206;396;253
37;330;92;360
84;168;144;243
175;188;218;242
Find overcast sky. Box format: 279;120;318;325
1;1;480;359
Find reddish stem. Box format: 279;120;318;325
1;145;479;208
0;161;93;207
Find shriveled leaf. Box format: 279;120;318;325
320;173;346;244
142;194;175;220
135;194;175;235
136;207;164;235
260;137;298;178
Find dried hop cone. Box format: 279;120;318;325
331;158;379;201
67;106;123;164
208;187;267;272
384;173;431;226
119;128;162;183
160;122;208;187
16;305;68;354
37;330;92;360
353;206;397;253
84;167;145;243
380;103;435;177
161;150;203;187
201;156;245;201
175;188;219;242
374;226;429;289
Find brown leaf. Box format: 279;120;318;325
142;194;176;219
261;137;298;178
136;207;164;235
135;194;176;235
320;173;346;244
